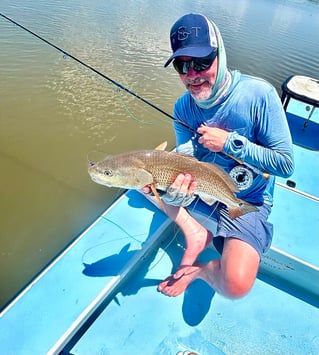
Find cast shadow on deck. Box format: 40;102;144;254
82;222;219;327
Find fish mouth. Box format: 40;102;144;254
90;175;98;183
89;175;111;187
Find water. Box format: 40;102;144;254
0;0;318;310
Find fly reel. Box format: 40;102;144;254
229;165;254;190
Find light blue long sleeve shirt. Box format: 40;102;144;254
173;71;294;205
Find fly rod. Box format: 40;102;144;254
0;12;191;133
0;12;269;180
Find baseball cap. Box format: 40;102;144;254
164;13;218;67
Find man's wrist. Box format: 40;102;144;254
223;131;246;156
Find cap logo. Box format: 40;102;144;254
176;26;201;41
165;15;218;67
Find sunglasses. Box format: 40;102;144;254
173;52;218;75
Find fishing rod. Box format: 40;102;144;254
0;12;191;133
0;12;269;184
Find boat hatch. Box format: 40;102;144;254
281;75;319;151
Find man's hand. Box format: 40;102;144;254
142;173;197;207
197;125;229;152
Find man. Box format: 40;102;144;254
145;13;294;298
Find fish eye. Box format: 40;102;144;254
104;169;113;176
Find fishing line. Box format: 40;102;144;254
62;55;167;126
81;213;185;272
0;12;269;181
190;198;220;230
0;12;190;131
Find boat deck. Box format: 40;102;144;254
0;95;318;354
1;183;318;354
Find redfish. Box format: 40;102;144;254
88;146;258;219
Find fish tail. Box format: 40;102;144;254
228;203;259;220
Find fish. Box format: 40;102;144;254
88;143;258;219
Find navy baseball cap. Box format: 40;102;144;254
164;13;218;67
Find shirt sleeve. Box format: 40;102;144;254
223;86;294;178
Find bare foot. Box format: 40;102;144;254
158;229;212;297
157;264;203;297
158;199;214;297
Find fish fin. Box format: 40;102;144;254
133;169;154;187
197;193;217;206
228;203;259;220
150;183;167;213
155;141;167;151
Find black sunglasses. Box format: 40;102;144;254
173;51;218;75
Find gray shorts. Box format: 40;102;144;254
213;203;273;259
